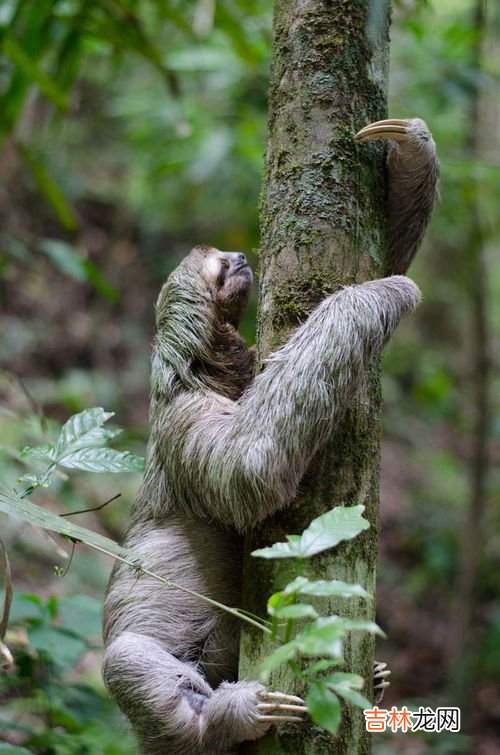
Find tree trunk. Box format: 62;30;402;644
239;1;390;753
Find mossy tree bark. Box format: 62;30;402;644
239;2;391;753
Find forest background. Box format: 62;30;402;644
0;0;499;753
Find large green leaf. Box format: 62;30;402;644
0;489;130;560
302;659;341;676
259;641;298;677
58;447;145;473
2;36;69;110
306;682;342;734
16;144;78;230
28;625;86;669
323;672;372;710
56;406;116;458
40;239;89;282
21;408;143;478
56;407;115;454
295;617;383;658
21;443;56;462
40;240;119;302
252;505;370;559
8;593;46;624
283;576;369;599
270;604;318;620
58;594;103;640
294;619;345;659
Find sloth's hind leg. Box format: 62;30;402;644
103;631;213;753
103;631;306;754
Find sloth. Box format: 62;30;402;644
103;118;439;755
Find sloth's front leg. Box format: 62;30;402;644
355;117;439;275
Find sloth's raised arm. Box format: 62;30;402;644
162;275;421;532
355;118;439;275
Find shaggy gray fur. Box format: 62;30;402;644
103;120;438;754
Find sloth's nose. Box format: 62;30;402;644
225;252;248;267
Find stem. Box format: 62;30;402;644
87;541;272;635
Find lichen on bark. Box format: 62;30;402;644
239;1;390;753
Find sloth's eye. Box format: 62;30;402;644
216;259;230;287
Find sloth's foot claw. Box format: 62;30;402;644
257;690;307;724
258;691;305;705
258;714;303;723
374;660;391;704
257;703;308;714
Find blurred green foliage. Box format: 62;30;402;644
1;591;133;754
0;0;499;752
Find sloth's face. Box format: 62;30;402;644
197;245;253;326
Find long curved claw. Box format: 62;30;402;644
257;703;308;713
258;691;305;705
257;690;308;725
374;662;391;679
354;118;410;143
374;660;391;704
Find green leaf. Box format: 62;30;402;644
40;239;88;282
2;36;69;110
0;489;132;561
306;682;341;734
8;593;45;624
28;625;86;668
16;144;77;231
58;447;145;473
295;617;383;658
16;473;50;488
284;576;369;599
0;745;33;754
335;618;384;637
323;672;372;710
81;259;120;303
58;595;102;640
252;539;300;559
287;505;370;558
56;407;114;455
40;241;119;302
252;505;370;559
20;444;57;462
267;590;289;611
270;603;318;620
302;659;342;676
58;426;122;456
260;641;298;677
323;672;365;688
281;576;309;593
332;687;372;710
294;619;345;658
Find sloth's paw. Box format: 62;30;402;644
203;681;306;746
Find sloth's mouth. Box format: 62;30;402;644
233;263;252;276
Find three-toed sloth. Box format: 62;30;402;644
103;118;439;754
